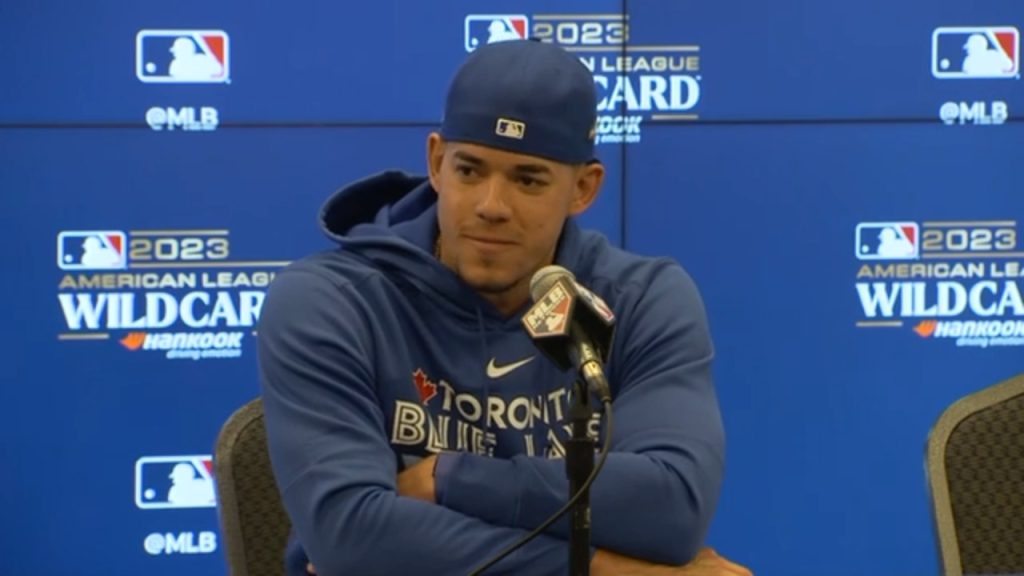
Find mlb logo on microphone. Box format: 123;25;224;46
855;222;919;260
135;455;217;509
932;27;1019;79
136;29;230;83
57;231;127;270
465;15;529;52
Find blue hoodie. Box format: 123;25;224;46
257;171;725;575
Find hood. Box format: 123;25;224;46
320;170;436;248
317;169;598;324
318;170;500;325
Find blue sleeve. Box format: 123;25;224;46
258;266;574;576
433;262;725;565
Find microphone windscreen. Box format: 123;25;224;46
529;265;575;302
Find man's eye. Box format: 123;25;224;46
519;176;544;187
455;165;476;177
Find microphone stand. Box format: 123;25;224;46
566;378;595;576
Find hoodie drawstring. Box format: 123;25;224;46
475;306;496;457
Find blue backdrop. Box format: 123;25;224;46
2;1;1022;574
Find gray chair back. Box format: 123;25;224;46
214;398;292;576
927;373;1024;576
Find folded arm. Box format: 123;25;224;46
258;268;575;575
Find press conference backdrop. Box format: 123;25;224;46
1;0;1021;574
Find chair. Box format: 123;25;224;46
214;397;293;576
926;373;1024;576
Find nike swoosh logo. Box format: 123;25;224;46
486;356;535;379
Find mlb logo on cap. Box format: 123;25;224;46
135;455;216;509
855;222;920;260
136;29;230;83
932;26;1019;79
57;231;126;270
464;15;529;52
495;118;526;139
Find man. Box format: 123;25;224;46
258;39;750;575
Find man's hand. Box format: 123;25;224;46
591;546;753;576
396;454;438;503
680;548;753;575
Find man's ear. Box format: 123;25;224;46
568;162;605;216
426;133;445;194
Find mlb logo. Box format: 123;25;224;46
855;222;920;260
495;118;526;139
932;27;1019;79
57;231;127;270
135;455;216;509
465;15;529;52
524;282;571;338
136;29;230;83
574;281;615;323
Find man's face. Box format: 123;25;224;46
427;134;602;304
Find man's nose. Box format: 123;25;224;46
475;177;513;222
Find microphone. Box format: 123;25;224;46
522;265;615;402
469;266;616;575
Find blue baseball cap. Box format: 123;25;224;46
439;40;598;165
